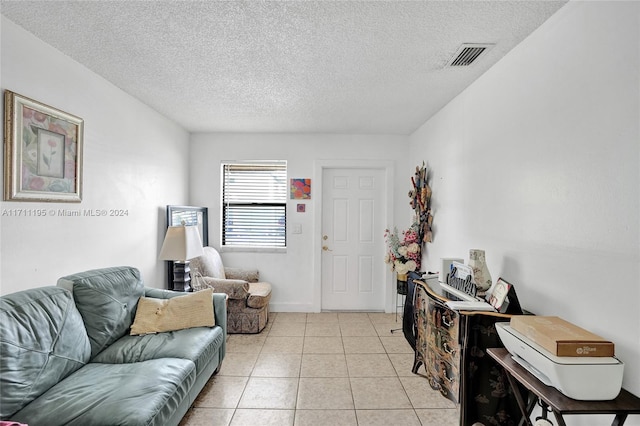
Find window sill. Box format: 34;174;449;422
219;246;287;254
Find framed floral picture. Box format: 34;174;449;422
4;90;84;202
290;178;311;199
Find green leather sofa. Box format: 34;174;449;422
0;266;227;426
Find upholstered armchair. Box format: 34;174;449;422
190;247;272;334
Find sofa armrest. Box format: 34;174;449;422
202;278;250;300
212;292;227;360
225;267;259;283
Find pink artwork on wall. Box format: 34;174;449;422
290;178;311;199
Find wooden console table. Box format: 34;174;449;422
487;348;640;426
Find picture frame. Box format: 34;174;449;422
488;278;511;311
165;205;208;290
166;205;209;245
4;90;84;202
290;178;311;199
488;277;523;314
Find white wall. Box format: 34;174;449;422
4;1;637;417
409;0;640;418
0;17;190;294
190;133;410;312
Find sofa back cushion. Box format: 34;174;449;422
191;247;226;279
57;266;144;358
0;286;91;418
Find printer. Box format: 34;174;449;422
496;322;624;400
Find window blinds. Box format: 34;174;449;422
222;162;287;247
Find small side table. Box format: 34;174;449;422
487;348;640;426
395;275;408;321
390;275;408;334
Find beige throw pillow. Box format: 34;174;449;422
130;288;215;335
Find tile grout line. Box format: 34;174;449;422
197;312;453;426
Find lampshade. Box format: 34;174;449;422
159;225;204;261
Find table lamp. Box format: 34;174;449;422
159;225;204;292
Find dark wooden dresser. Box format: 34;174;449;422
412;278;524;426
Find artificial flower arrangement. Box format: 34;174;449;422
384;218;422;276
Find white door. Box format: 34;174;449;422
321;168;386;311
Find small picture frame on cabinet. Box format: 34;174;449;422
488;277;523;314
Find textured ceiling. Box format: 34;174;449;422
1;1;567;134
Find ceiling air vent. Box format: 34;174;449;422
447;43;495;67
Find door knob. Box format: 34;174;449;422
322;245;332;251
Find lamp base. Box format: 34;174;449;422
172;261;192;292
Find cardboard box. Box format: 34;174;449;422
510;316;614;357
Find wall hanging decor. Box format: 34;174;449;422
4;90;84;202
384;162;434;277
290;178;311;199
409;161;433;243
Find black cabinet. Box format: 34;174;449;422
412;279;524;426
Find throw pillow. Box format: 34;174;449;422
130;288;215;335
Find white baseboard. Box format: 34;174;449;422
269;303;316;313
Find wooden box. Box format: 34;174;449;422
510;316;614;357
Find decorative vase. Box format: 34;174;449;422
468;249;492;294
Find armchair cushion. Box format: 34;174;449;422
191;247;225;279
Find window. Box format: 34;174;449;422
221;161;287;248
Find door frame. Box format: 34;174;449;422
312;159;395;312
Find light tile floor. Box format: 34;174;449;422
180;312;458;426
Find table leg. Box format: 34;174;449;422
517;394;539;426
526;394;538;418
551;411;567;426
504;371;534;426
612;413;628;426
